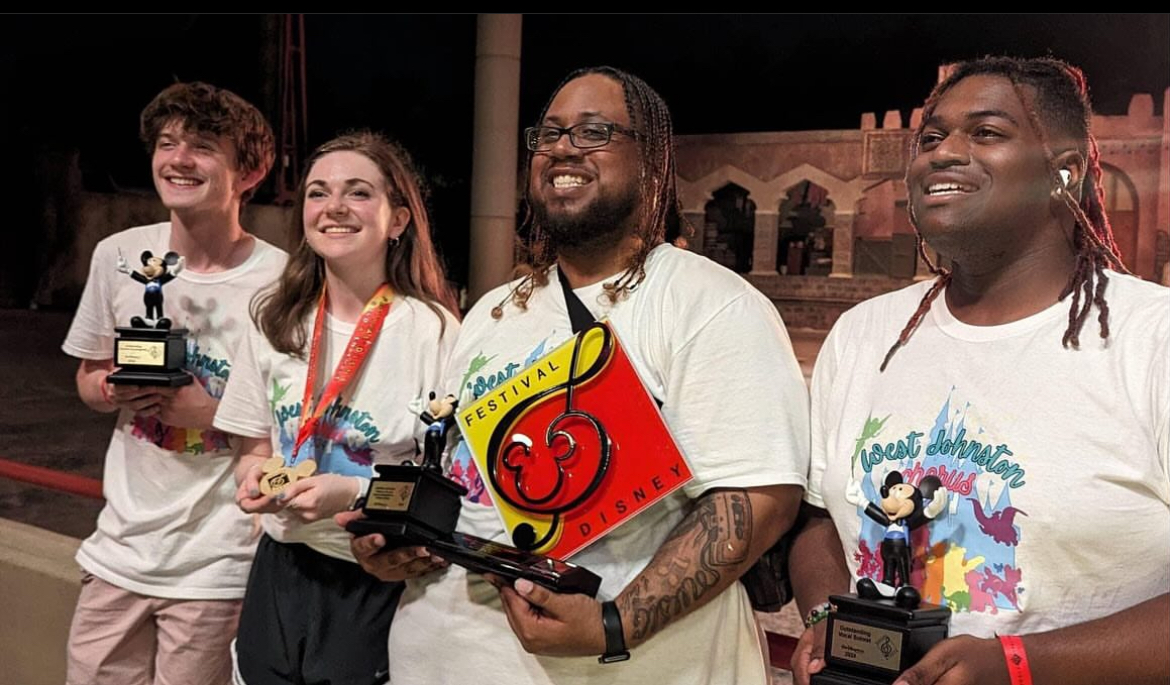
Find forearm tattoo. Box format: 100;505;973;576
620;489;753;641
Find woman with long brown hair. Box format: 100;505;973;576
214;131;459;685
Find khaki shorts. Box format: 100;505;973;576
66;572;242;685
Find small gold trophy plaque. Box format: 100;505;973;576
812;594;950;685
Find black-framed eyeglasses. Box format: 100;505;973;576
524;122;638;152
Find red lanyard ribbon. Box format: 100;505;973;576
292;283;394;461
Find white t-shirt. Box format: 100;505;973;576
213;296;459;561
807;272;1170;637
62;222;287;599
389;243;810;685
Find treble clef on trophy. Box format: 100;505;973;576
487;322;615;551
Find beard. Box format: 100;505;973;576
532;184;640;255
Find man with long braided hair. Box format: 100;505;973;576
789;56;1169;685
506;65;687;310
349;66;809;684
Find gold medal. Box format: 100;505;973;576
261;285;388;499
259;456;318;496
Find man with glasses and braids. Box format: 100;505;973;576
790;56;1169;685
344;66;810;684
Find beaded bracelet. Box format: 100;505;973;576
804;601;833;628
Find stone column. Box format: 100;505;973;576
468;14;522;302
1157;88;1170;284
750;210;780;275
830;211;855;277
683;211;706;254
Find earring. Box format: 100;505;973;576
1052;169;1069;197
389;236;401;248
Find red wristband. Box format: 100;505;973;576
998;635;1033;685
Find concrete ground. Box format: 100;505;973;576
0;308;823;681
0;310;110;539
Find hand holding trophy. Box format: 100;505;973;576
346;391;602;596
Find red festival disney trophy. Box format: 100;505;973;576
348;322;694;597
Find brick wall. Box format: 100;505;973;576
746;274;918;330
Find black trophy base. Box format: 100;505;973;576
353;464;466;545
347;462;602;597
109;327;192;387
429;532;602;597
106;369;194;387
811;669;884;685
345;519;439;547
813;592;950;685
343;520;603;597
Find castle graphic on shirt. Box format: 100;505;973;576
849;389;1028;615
269;382;385;477
450;335;554;505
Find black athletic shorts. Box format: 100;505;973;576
235;534;404;685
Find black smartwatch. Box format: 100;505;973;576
598;600;630;664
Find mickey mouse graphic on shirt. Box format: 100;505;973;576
845;471;948;608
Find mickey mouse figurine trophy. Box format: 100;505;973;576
107;249;193;387
348;392;470;545
811;472;952;685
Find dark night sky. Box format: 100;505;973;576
2;14;1167;288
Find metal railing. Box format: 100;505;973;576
0;457;102;499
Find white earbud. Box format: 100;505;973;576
1059;168;1071;186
